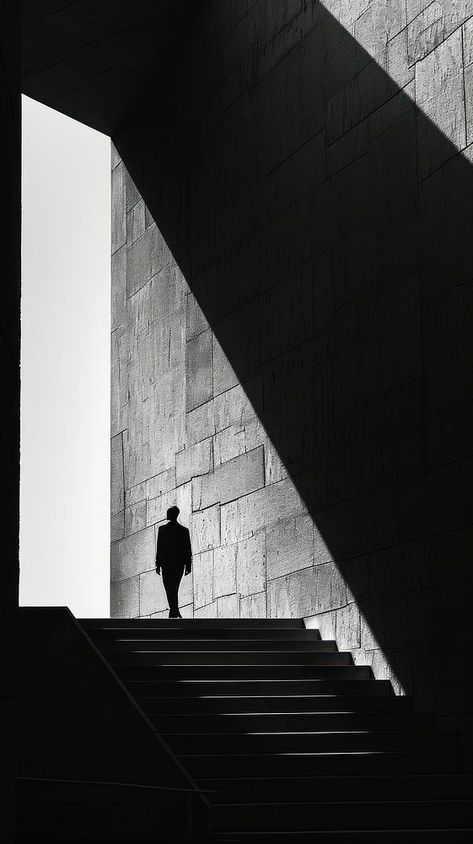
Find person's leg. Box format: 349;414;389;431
162;566;184;617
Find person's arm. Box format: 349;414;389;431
185;528;192;575
156;527;162;575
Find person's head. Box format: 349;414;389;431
167;506;180;522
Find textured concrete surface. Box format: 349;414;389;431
109;1;473;746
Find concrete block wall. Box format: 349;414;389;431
111;1;473;744
111;152;320;619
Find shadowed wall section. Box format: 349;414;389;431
110;1;473;745
0;2;20;839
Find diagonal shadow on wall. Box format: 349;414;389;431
113;1;473;738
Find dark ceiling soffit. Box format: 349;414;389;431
21;0;195;135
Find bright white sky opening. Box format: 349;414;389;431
20;95;111;617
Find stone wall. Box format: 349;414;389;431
111;1;473;744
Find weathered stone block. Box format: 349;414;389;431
212;301;261;396
354;0;406;60
268;562;348;618
111;511;124;542
214;381;261;432
265;440;288;485
111;246;126;332
213;545;237;597
217;593;240;617
221;478;306;545
147;482;192;529
111;576;139;618
186;292;209;340
387;27;415;90
240;591;266;618
146;467;177;501
126;199;146;245
111;162;126;254
176;438;213;486
266;514;314;579
126;225;155;298
192;551;214;607
186;399;215;447
125;500;147;536
111;433;124;516
235;531;266;597
125;169;141;212
192;446;264;510
213;333;239;395
194;600;218;618
111;142;121;170
380;275;422;390
416;29;466;178
140;568;168;615
111;526;156;581
186;329;213;412
191;504;221;554
126;467;176;508
306;602;361;651
213;418;265;467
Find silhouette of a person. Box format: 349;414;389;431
155;506;192;619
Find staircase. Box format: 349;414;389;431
80;617;473;841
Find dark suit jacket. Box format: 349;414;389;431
156;522;192;572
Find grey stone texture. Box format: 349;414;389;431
110;1;473;747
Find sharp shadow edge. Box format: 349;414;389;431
113;2;473;742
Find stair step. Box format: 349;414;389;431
106;651;353;665
212;832;473;843
114;664;373;679
17;777;202;807
18;755;180;785
147;712;432;733
88;628;320;641
137;694;411;714
80;618;304;629
212;800;473;832
16;832;473;843
17;803;199;838
212;833;473;843
182;751;473;779
199;773;473;803
96;639;337;652
167;730;458;755
124;678;392;696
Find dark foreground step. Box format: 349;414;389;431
17;754;198;786
211;799;473;833
212;832;473;843
17;777;206;807
17;804;203;839
17;831;473;843
115;665;374;681
199;772;473;803
148;712;432;733
182;751;473;779
106;651;353;666
167;730;458;755
80;618;304;629
137;694;411;715
124;678;392;696
96;639;337;653
88;628;320;641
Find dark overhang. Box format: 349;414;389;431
22;0;194;134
